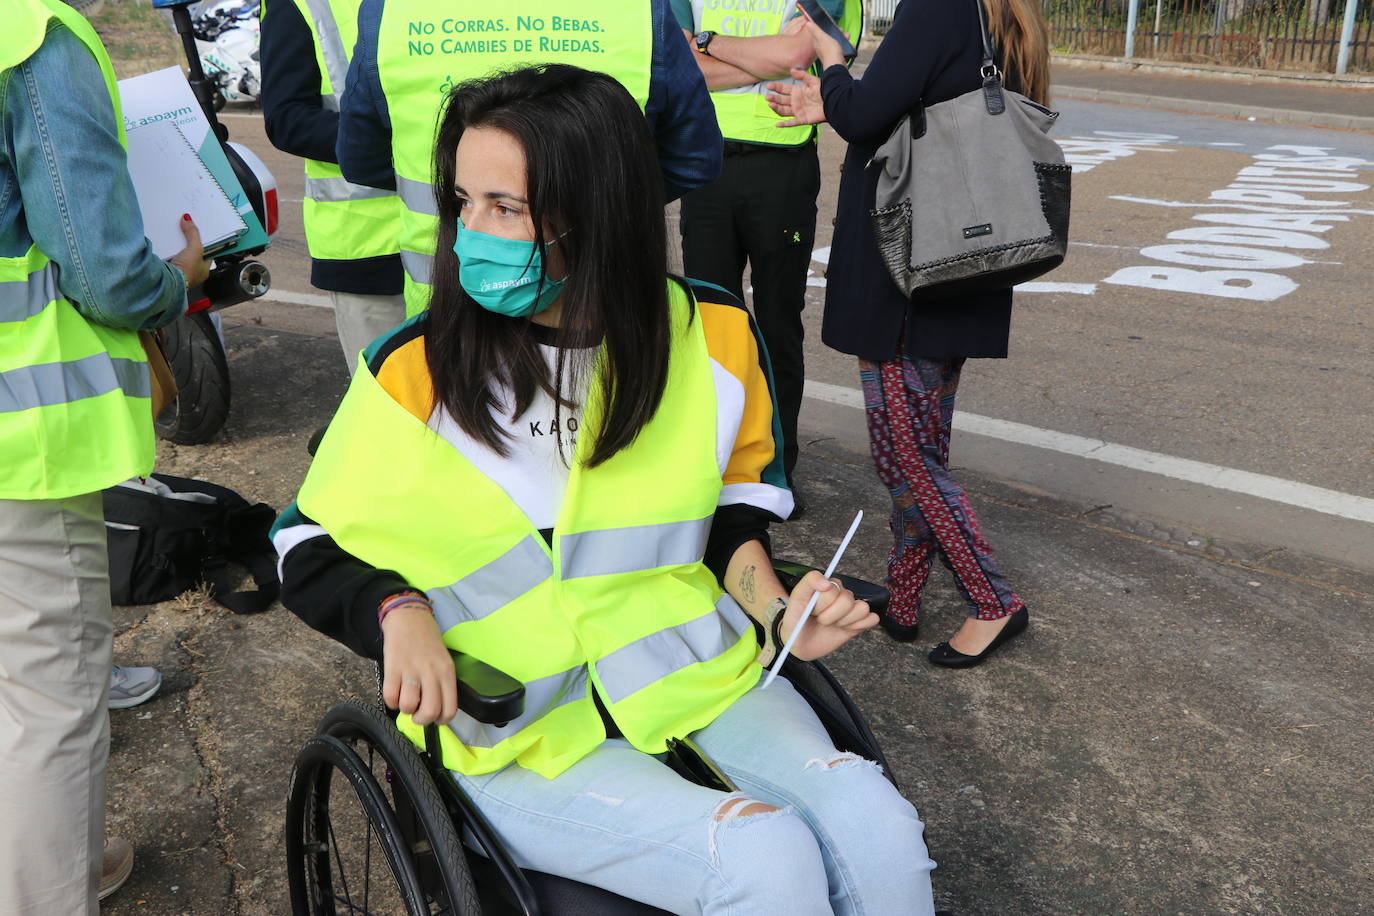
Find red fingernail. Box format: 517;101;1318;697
182;213;191;221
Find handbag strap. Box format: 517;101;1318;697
973;0;1006;114
974;0;997;76
895;0;1006;140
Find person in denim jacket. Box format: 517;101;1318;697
0;3;207;910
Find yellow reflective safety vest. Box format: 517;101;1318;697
270;0;401;262
0;0;155;500
297;282;760;778
375;1;653;316
692;0;861;147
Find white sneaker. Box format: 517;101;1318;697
109;665;162;709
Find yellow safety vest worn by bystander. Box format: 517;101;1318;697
375;0;653;316
0;0;155;500
297;283;761;778
692;0;862;147
270;0;401;263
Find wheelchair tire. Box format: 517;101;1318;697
318;701;482;916
155;311;231;444
285;734;430;914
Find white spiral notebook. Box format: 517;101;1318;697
124;119;248;259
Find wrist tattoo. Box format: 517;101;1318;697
739;564;758;604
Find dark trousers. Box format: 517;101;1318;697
680;143;821;483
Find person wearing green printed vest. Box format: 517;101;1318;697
336;0;725;318
675;0;860;517
275;66;936;914
261;0;405;373
0;0;209;909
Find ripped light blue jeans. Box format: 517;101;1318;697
451;679;937;915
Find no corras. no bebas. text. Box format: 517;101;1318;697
405;16;605;56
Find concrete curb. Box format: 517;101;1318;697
1054;84;1374;133
1053;53;1374;88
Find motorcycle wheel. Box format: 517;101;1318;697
155;311;231;445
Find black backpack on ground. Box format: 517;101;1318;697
102;473;280;614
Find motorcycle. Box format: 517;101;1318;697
153;0;278;444
191;0;261;107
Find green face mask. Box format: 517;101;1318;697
452;218;566;318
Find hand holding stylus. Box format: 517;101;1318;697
762;511;873;688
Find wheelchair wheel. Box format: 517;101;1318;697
286;701;480;915
286;735;429;914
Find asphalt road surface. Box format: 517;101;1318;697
98;97;1374;916
220;99;1374;570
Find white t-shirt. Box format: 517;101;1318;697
428;342;587;529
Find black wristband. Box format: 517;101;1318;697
768;598;788;653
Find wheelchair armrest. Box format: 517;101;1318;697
453;652;525;726
772;559;889;616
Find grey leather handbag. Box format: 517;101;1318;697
868;0;1071;301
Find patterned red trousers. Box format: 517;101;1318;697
859;356;1024;626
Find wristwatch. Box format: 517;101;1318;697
694;30;717;56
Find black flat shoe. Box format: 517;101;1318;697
927;607;1029;668
877;612;921;643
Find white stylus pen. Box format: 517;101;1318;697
760;509;864;690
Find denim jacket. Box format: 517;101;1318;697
0;22;186;331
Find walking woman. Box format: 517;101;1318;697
274;66;937;914
769;0;1050;667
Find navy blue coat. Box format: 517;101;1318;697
819;0;1020;361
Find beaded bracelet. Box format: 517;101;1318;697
378;590;432;629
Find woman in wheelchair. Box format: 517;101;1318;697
273;65;937;915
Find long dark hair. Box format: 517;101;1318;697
427;65;674;468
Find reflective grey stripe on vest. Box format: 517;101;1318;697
595;593;752;704
304;176;395;204
320;92;339;113
560;515;712;580
0;353;149;413
690;0;798;96
401;249;433;286
299;0;350;98
429;535;553;632
0;261;60;323
397;176;438;217
445;663;588;749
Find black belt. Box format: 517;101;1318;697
722;140;811;156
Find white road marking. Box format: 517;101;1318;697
1071;241;1139;250
1209;142;1245;147
804;240;1099;294
1112;196;1374;216
1016;281;1098;294
1056;133;1179;173
253;285;1373;524
802;379;1374;525
218;112;260;120
261;289;333;309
